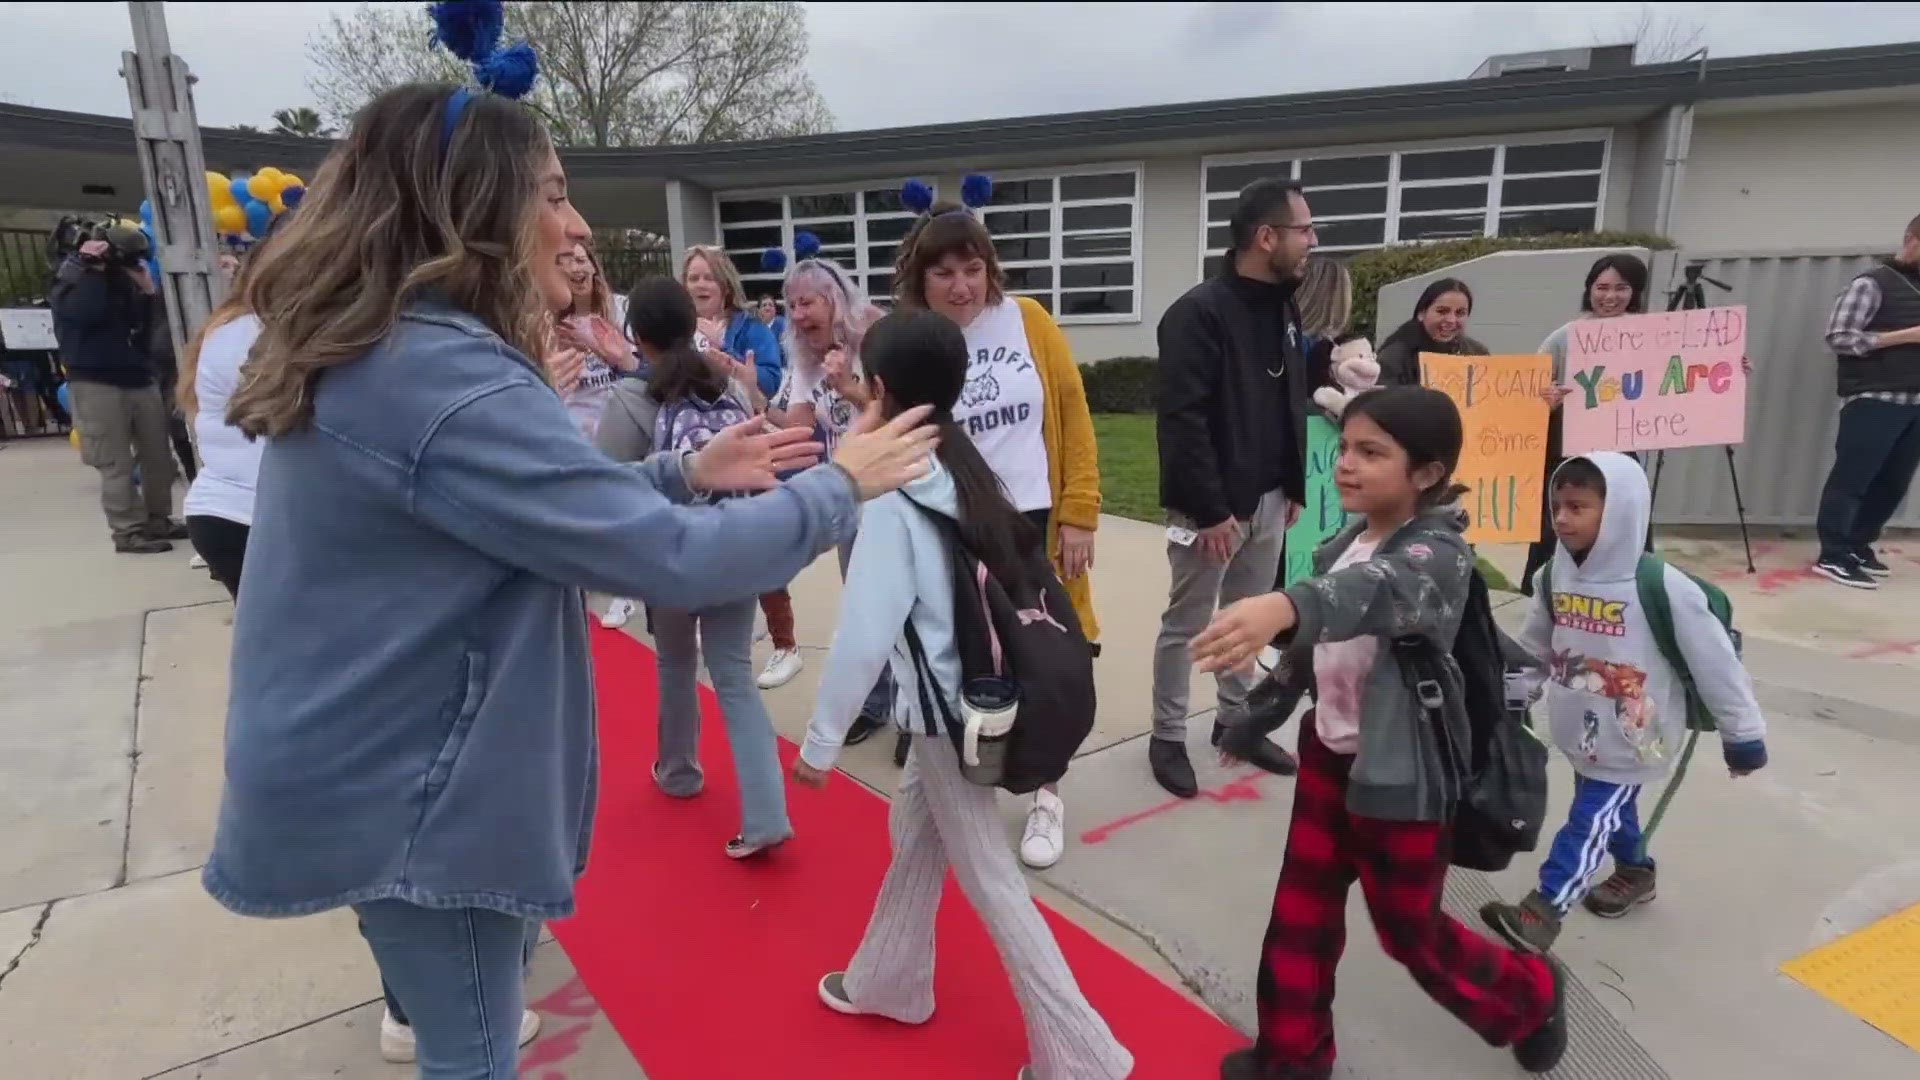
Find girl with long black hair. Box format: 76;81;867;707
791;309;1133;1079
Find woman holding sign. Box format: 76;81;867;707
1523;254;1649;595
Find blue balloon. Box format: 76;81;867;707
138;199;152;223
56;383;71;415
244;199;272;238
229;177;253;204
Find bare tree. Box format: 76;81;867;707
306;1;833;147
1604;4;1708;64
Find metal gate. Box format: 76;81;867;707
1647;249;1895;529
1;228;50;307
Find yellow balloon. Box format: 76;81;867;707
207;171;235;209
257;166;284;182
268;193;286;215
70;428;81;450
246;173;277;201
280;173;304;190
214;204;246;235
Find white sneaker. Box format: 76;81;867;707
757;648;804;689
599;598;636;629
1019;788;1066;869
189;553;207;570
378;1007;541;1063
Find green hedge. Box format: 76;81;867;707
1079;355;1157;413
1348;231;1673;338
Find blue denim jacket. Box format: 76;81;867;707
202;301;857;920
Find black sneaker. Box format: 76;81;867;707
1219;1047;1329;1080
1855;549;1893;578
844;713;882;746
114;535;173;554
1512;955;1569;1073
141;518;190;541
1216;720;1299;776
1813;558;1878;590
1149;738;1198;799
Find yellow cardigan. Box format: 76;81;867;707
1015;297;1102;643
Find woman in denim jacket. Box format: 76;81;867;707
200;83;935;1079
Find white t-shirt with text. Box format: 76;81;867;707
956;298;1051;513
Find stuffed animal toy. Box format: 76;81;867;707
1311;335;1382;418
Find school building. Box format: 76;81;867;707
2;39;1918;525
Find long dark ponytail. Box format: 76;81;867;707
860;309;1039;591
626;276;727;405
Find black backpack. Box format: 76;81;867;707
1391;568;1550;872
899;498;1097;793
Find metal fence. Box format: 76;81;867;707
597;242;672;296
1646;249;1893;529
1;228;51;307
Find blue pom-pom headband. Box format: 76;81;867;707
899;174;993;217
761;230;828;276
430;1;539;153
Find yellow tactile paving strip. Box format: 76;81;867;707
1781;902;1920;1053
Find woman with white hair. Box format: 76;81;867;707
768;244;894;742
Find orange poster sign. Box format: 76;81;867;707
1420;353;1554;545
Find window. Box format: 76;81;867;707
1199;134;1607;274
983;166;1143;323
716;181;931;305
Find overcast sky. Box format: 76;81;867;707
1;2;1917;132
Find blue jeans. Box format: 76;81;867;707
652;597;793;845
1537;775;1653;915
838;536;895;720
1816;397;1920;563
354;901;540;1079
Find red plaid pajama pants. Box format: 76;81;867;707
1252;725;1553;1077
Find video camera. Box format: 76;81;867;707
47;214;150;272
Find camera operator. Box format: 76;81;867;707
49;228;186;554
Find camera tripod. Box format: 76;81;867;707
1646;261;1757;573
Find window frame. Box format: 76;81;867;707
1196;129;1612;278
980;161;1146;326
712;178;934;307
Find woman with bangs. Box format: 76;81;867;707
892;198;1102;872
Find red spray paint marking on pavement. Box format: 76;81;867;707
1845;639;1920;661
1080;768;1277;846
518;976;606;1078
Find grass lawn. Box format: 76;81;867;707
1091;412;1516;591
1092;413;1159;523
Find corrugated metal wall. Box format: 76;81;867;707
1648;250;1894;528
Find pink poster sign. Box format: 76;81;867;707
1561;305;1748;454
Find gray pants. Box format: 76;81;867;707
1150;489;1288;741
841;735;1133;1079
68;380;176;541
651;598;792;846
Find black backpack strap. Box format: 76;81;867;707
902;620;955;740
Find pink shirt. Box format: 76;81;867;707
1312;537;1381;755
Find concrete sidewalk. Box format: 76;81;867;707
4;435;1918;1078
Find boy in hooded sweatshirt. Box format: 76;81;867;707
1482;452;1768;953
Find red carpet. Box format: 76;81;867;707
551;625;1243;1077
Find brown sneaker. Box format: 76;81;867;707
1582;864;1656;918
1480;891;1562;954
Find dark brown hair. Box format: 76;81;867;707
892;202;1004;309
627;276;727;406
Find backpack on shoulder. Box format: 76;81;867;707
898;499;1097;794
653;389;753;458
1393;566;1551;873
1538;553;1741;856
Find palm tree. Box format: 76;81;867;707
270;106;333;139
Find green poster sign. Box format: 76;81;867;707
1284;414;1346;586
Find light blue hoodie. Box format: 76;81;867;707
801;457;962;770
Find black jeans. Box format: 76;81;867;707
186;515;249;599
1816;397;1920;562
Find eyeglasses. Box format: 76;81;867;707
1265;222;1318;237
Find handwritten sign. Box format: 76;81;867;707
1421;353;1553;545
0;309;56;351
1284;414;1345;585
1562;306;1747;454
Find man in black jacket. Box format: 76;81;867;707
1149;179;1316;796
1813;212;1920;589
50;234;184;554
